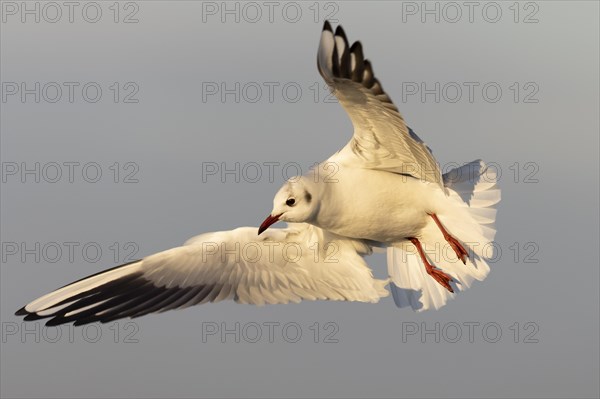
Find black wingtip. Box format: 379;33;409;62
350;41;362;53
23;313;49;321
15;306;28;316
322;20;332;33
45;317;66;327
73;318;97;327
334;25;348;44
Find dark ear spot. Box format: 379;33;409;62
305;191;312;203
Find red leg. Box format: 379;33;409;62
409;237;454;293
429;213;468;264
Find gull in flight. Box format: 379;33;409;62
16;21;499;326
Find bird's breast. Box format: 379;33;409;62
314;168;435;243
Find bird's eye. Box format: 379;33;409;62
286;198;296;206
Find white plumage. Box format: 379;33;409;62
262;21;500;310
16;21;499;325
387;161;500;310
17;224;388;325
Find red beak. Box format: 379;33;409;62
258;213;282;235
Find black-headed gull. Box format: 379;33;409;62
16;22;499;325
259;21;500;310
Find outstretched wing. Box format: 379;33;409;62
318;21;443;187
15;224;388;326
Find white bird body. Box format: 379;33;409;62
262;21;500;308
16;21;500;325
307;165;434;242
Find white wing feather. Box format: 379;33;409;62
318;22;443;187
16;224;388;325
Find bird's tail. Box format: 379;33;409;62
387;160;500;311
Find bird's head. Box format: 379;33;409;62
258;177;318;235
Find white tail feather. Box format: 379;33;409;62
388;160;500;311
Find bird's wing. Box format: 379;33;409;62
318;21;443;188
16;224;389;326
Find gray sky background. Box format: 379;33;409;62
1;1;599;398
